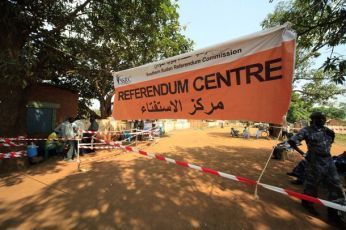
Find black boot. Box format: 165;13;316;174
287;172;298;178
301;200;319;216
327;208;345;229
291;179;304;185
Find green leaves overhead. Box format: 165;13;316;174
263;0;345;122
1;0;193;118
262;0;346;84
0;0;92;86
64;0;193;118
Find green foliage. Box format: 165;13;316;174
287;93;346;123
0;0;90;86
263;0;346;84
264;0;346;122
1;0;193;118
287;93;312;123
297;69;346;105
335;134;346;147
53;0;193;118
312;106;346;121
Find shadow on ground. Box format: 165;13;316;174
0;141;333;229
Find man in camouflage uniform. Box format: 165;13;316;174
288;112;345;225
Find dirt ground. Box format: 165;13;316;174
0;127;345;229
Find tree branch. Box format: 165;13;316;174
293;89;321;97
48;0;92;36
298;16;341;37
294;77;325;81
79;101;101;119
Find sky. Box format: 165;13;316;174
93;1;344;109
177;0;276;50
176;0;345;105
93;1;277;109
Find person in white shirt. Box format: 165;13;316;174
63;117;77;162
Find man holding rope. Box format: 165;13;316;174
287;112;345;226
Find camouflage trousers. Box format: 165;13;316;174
304;156;345;201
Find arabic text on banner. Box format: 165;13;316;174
111;24;296;124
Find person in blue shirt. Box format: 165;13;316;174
288;112;345;226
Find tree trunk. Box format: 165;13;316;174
0;84;27;136
99;94;113;119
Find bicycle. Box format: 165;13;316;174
256;127;269;139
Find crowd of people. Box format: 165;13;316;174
28;113;345;226
43;116;99;162
230;123;288;139
41;118;162;161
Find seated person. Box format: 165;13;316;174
81;116;99;153
272;141;293;160
230;128;239;137
287;159;307;185
287;151;346;185
334;151;346;175
256;126;263;139
45;131;64;158
122;130;132;141
243;126;250;139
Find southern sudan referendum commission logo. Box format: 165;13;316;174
115;74;132;85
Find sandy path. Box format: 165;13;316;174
0;127;344;229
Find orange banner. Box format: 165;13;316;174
112;25;296;124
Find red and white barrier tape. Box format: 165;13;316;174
0;151;27;159
21;138;81;141
78;145;119;149
78;142;111;146
86;136;346;211
83;129;158;145
99;139;346;212
81;128;158;135
92;137;121;145
0;142;25;147
0;138;26;145
83;130;106;134
266;125;346;132
0;136;26;141
330;128;346;131
0;138;12;142
81;130;126;134
1;137;82;142
80;129;138;134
